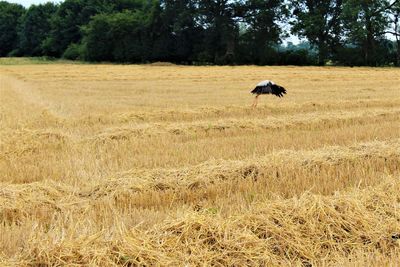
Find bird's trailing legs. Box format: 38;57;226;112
252;95;259;108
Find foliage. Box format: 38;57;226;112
83;10;151;62
42;0;114;57
0;1;25;56
290;0;343;65
17;3;57;56
1;0;400;66
62;43;84;60
237;0;287;65
341;0;393;65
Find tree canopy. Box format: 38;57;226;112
0;0;399;66
0;1;24;56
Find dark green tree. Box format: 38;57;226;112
42;0;113;57
81;13;113;61
237;0;286;64
290;0;343;65
197;0;240;64
110;10;151;62
17;3;57;56
0;1;25;56
150;0;202;62
146;1;174;61
341;0;397;65
83;9;151;62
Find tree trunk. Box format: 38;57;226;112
363;2;376;66
365;16;375;65
318;41;327;66
224;35;235;65
397;38;400;66
395;12;400;66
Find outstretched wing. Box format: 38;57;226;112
270;84;287;97
251;80;287;97
251;84;273;94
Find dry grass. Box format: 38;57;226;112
0;64;399;266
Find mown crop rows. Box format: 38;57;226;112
1;64;399;265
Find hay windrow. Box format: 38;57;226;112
2;177;400;266
69;99;400;125
1;139;399;225
0;129;69;159
144;178;400;265
86;108;400;142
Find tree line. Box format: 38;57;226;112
1;0;399;66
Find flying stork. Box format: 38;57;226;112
251;80;287;107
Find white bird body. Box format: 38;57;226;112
256;80;275;87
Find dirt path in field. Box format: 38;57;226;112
0;72;65;130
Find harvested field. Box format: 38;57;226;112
0;63;399;265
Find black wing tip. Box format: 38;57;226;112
273;85;287;97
